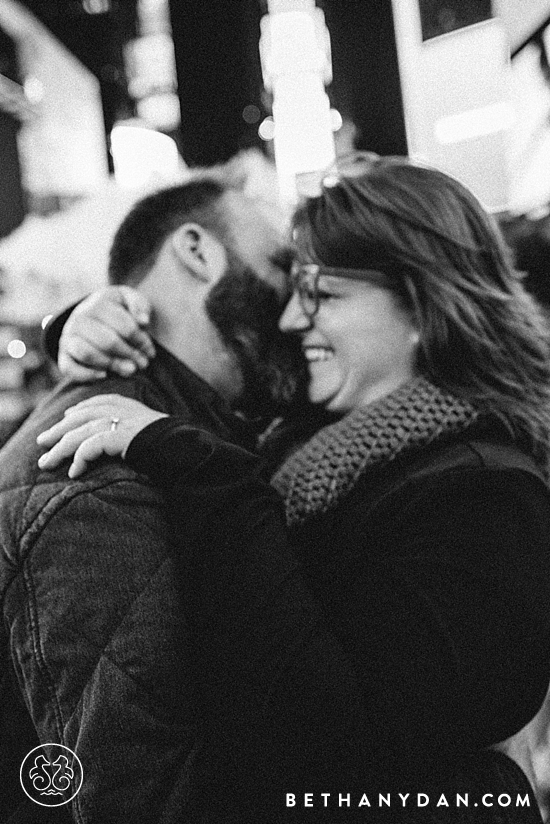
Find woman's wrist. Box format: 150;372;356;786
124;417;217;487
42;302;79;363
125;416;265;500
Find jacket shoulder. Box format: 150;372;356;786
385;434;546;495
0;376;164;586
339;433;550;537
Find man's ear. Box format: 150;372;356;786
170;222;225;284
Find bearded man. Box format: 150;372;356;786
0;177;302;823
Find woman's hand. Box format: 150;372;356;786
58;286;156;382
37;394;167;478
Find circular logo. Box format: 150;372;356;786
20;743;83;807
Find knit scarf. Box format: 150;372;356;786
271;376;479;526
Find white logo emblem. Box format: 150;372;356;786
20;743;83;807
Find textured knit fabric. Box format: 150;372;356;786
272;376;478;524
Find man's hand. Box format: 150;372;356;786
58;286;156;382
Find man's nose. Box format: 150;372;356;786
278;292;311;332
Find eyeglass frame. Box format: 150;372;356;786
289;261;394;320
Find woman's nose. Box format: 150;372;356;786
278;292;311;332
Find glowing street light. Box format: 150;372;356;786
110;122;180;189
260;0;335;200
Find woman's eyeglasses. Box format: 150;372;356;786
290;262;393;320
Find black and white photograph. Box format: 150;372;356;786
0;1;549;822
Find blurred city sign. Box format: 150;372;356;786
391;0;513;212
110;122;182;189
0;0;109;199
124;0;180;134
0;73;34;121
260;0;335;201
125;33;180;132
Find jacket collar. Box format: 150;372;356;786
139;342;257;451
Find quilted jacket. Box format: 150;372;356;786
0;345;253;824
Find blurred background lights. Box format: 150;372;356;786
82;0;111;14
110;123;180;189
258;116;275;140
330;108;342;132
242;104;261;124
260;0;335;200
7;340;26;359
136;93;180;132
435;101;516;145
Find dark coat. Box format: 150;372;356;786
124;416;550;821
0;346;256;824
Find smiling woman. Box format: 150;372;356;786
36;154;550;822
285;154;550;468
280;261;419;411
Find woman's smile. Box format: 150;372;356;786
280;277;420;413
303;345;334;363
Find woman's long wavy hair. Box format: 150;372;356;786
292;154;550;473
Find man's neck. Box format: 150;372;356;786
150;314;243;405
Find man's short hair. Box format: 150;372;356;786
108;177;232;286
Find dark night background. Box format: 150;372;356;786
14;0;408;167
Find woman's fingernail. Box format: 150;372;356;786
38;454;48;467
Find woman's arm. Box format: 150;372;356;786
165;446;550;759
43;286;155;381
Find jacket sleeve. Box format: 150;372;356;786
125;420;550;794
41;303;79;363
125;420;381;792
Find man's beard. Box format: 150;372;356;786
205;255;307;422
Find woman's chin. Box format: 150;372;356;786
311;390;350;416
306;374;355;414
308;382;337;408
